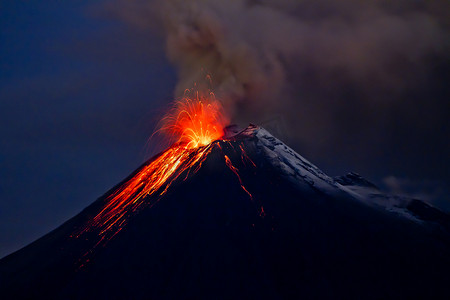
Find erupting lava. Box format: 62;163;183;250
75;88;254;256
160;91;227;148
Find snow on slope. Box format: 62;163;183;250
252;126;445;224
255;127;338;193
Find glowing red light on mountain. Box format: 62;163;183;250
160;90;228;149
74;86;256;266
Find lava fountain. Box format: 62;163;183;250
160;89;227;148
75;88;253;256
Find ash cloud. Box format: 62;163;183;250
113;0;448;126
110;0;449;204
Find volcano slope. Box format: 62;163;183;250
1;125;449;299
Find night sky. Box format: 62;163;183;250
1;0;449;258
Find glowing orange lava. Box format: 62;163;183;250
75;88;256;264
160;90;227;149
76;90;230;240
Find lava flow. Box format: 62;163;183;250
75;89;254;251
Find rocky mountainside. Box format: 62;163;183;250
1;125;449;299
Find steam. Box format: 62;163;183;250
155;0;447;119
161;0;292;115
110;0;449;164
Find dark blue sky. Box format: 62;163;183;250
0;1;176;258
1;1;449;259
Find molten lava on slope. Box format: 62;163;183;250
1;89;450;300
74;89;256;259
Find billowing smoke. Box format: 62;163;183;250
110;0;449;192
161;0;292;117
113;0;448;128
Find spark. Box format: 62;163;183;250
224;155;253;200
74;86;257;266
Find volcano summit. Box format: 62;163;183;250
1;125;449;299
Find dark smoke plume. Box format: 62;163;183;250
111;0;448;131
109;0;450;206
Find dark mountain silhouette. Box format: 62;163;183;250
1;125;449;299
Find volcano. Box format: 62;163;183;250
1;125;449;299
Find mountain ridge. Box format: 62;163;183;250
1;125;449;299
